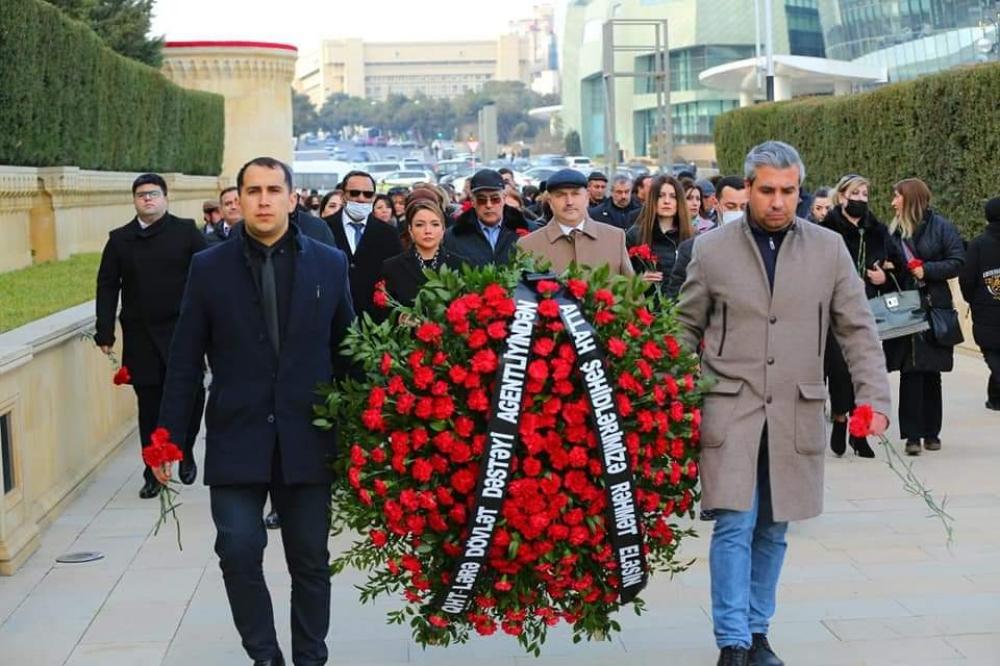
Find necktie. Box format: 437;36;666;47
349;222;365;249
260;248;280;355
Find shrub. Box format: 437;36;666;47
714;63;1000;238
0;0;223;175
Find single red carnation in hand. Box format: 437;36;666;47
373;280;389;308
907;258;924;271
112;365;131;385
142;429;184;469
849;404;874;438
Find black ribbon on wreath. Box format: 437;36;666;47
436;275;647;616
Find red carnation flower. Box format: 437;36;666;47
566;279;588;299
527;359;549;382
415;322;443;345
373;280;389;308
907;258;924;271
537;299;560;318
450;469;476;494
594;289;615;306
536;280;560;295
849;403;875;438
370;530;388;547
113;365;131;385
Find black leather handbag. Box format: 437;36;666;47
926;301;964;346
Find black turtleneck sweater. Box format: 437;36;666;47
747;217;790;292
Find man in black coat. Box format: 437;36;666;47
95;173;207;498
443;169;534;267
960;197;1000;410
589;175;637;230
325;169;403;318
155;157;355;666
205;187;241;245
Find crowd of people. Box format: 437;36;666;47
95;143;999;666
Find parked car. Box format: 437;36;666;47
566;155;593;171
378;170;437;192
533;154;570;168
521;166;561;188
364;162;404;182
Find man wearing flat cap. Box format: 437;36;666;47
444;168;534;267
517;168;633;276
587;171;608;207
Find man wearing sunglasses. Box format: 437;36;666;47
325;169;403;317
95;173;207;498
444;169;535;267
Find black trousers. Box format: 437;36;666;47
824;334;855;416
984;349;1000;405
210;479;331;664
898;371;943;441
134;384;204;483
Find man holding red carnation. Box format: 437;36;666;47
155;157;356;666
676;141;891;666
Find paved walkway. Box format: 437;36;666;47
1;353;998;665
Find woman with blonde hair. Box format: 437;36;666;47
625;175;693;292
820;174;905;457
883;178;965;456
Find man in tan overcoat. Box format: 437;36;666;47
516;169;634;276
676;141;891;666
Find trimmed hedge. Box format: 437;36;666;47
0;0;223;175
714;63;1000;238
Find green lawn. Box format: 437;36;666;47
0;254;101;333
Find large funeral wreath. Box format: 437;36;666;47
314;257;705;655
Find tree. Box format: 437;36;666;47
565;130;582;156
45;0;164;66
292;90;319;136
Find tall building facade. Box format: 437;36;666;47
295;36;531;107
560;0;823;162
510;3;561;95
818;0;999;81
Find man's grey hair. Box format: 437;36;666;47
743;140;806;184
612;175;633;187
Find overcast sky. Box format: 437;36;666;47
151;0;546;51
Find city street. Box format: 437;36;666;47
0;353;997;665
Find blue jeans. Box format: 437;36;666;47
709;438;788;649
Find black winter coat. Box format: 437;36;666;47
380;249;467;308
821;206;906;299
325;210;404;319
625;222;683;292
959;221;1000;350
95;213;207;386
442;206;534;268
589;198;638;231
883;210;966;373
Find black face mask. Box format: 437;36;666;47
844;199;868;219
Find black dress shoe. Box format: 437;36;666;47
264;509;280;530
986;400;1000;411
139;479;161;499
923;437;941;451
178;458;197;485
750;633;784;666
849;435;876;458
717;646;750;666
253;653;284;666
829;419;847;457
905;439;921;456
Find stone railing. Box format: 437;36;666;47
0;165;221;272
0;302;135;574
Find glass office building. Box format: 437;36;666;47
819;0;998;81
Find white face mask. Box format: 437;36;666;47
722;210;744;225
344;201;373;222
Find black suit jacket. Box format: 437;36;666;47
325;210;404;318
157;228;356;485
95;213;207;386
380;249;467;307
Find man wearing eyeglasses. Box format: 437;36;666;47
95;173;207;498
444;169;535;268
325;169;403;317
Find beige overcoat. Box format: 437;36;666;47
517;217;635;276
677;217;892;521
